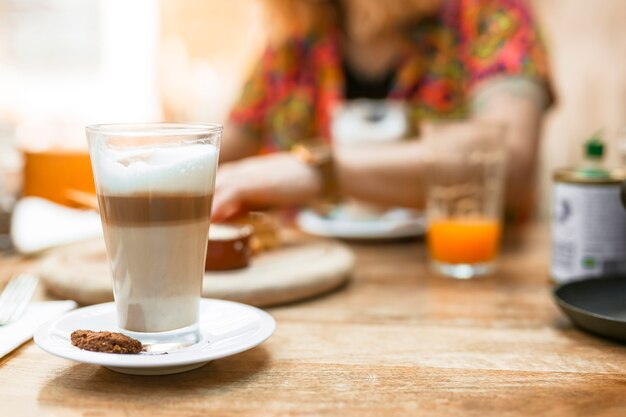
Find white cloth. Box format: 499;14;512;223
0;300;77;358
11;197;102;254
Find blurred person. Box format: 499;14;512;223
213;0;552;222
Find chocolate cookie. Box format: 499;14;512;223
71;330;142;354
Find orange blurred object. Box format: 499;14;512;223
428;219;501;264
22;150;95;207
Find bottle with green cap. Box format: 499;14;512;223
551;129;626;284
579;131;610;178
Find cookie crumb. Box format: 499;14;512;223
71;330;142;354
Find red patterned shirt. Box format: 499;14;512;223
229;0;551;152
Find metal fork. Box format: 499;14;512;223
0;274;39;325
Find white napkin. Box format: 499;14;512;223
0;300;77;358
11;197;102;254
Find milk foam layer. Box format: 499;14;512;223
94;143;218;195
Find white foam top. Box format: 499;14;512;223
93;143;219;195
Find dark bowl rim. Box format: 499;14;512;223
553;275;626;324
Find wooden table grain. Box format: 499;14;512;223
1;224;626;417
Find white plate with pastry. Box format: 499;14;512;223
296;204;426;240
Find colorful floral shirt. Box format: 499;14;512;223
229;0;551;152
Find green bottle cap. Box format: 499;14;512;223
577;131;609;179
585;133;604;159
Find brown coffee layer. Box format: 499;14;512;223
98;193;212;226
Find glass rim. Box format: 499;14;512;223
86;122;223;137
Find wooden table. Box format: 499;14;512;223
1;224;626;416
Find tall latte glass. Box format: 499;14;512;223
86;123;221;350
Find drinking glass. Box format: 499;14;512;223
425;121;506;279
86;123;221;350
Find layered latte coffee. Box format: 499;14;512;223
92;143;218;333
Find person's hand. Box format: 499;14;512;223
212;152;322;221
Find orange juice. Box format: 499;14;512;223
22;150;95;207
428;218;501;264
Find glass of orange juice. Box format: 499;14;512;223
424;121;506;279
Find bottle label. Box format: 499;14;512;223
551;182;626;283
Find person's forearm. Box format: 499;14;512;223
334;140;428;208
332;85;545;213
212;152;322;220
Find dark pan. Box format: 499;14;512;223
553;276;626;343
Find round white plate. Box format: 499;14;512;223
296;208;426;240
34;299;276;375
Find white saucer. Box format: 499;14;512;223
296;208;426;240
34;299;276;375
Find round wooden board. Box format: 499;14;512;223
36;235;354;307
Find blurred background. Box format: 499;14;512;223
0;0;625;216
